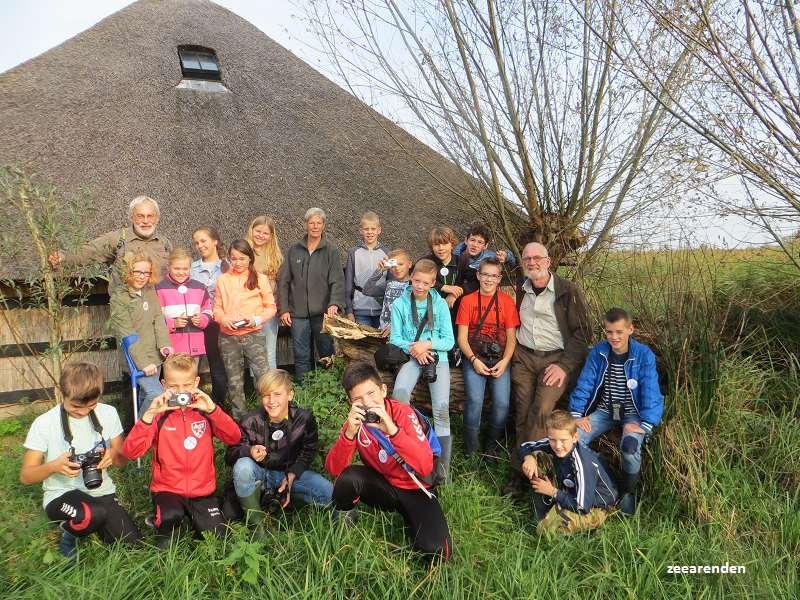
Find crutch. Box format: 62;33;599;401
120;334;145;468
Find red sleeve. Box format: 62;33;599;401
325;425;358;477
455;293;473;326
389;405;434;476
208;406;241;444
122;418;157;459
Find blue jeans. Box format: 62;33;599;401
232;457;333;506
578;410;646;475
263;316;279;370
137;372;163;414
290;315;334;382
392;358;451;436
354;313;381;328
462;360;510;435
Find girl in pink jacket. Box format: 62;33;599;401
156;248;212;356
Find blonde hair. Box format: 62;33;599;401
546;410;578;435
162;353;198;379
388;248;412;262
360;211;380;226
246;216;283;280
168;247;192;265
413;258;438;276
59;362;104;405
257;369;294;396
124;253;157;286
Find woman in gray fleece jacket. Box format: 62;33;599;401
277;208;345;381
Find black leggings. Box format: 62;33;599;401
152;492;227;537
45;490;141;544
332;465;452;560
204;321;228;405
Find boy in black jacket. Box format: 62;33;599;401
519;410;618;535
226;369;333;535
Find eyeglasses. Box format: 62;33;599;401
522;255;549;262
132;270;151;277
478;272;502;279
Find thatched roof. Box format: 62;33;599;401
0;0;477;268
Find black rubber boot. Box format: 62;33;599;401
619;472;640;516
436;435;453;483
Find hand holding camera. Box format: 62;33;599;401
53;450;82;478
174;314;189;328
69;448;104;489
356;404;398;436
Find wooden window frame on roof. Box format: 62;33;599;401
178;46;222;82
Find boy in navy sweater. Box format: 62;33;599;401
569;307;663;514
519;410;617;535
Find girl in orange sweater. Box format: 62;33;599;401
213;239;277;418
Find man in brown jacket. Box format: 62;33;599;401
48;196;172;293
506;242;592;494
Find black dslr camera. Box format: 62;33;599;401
70;448;104;489
421;353;439;383
477;341;502;368
261;486;289;513
358;405;381;424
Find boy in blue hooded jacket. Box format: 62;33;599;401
569;307;663;515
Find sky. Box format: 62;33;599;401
0;1;786;249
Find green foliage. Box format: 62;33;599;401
0;419;22;437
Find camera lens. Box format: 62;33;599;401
83;465;103;489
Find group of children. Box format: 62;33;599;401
21;209;664;561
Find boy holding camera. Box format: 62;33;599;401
569;307;663;514
344;211;389;328
122;353;241;546
226;369;333;537
389;259;455;481
325;362;452;559
361;248;412;336
519;410;618;535
20;362;141;557
456;257;520;459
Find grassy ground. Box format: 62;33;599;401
1;247;798;599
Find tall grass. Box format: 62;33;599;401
1;246;798;598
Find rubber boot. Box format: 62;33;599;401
238;482;267;540
463;427;480;458
619;472;640;516
333;507;358;526
436;435;453;483
58;523;77;559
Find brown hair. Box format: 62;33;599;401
412;258;438;276
342;361;383;394
546;410;578;435
124;253;157;286
427;226;458;248
228;239;259;290
162;353;198;379
59;362;104;405
192;225;224;259
257;369;294;396
603;307;632;324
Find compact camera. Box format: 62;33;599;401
358;404;381;424
168;392;193;407
231;319;249;329
70;449;104;490
385;258;398;267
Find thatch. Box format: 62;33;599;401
0;0;478;271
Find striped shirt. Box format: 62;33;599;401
598;351;632;417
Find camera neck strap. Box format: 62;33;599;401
60;403;104;450
410;293;432;342
470;292;499;345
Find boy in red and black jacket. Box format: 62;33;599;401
122;353;240;547
325;362;452;560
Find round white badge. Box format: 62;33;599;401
627;378;639;390
378;449;388;463
177;285;188;295
439;267;449;277
142;301;149;311
271;429;284;441
183;436;198;450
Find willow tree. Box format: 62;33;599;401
303;0;699;263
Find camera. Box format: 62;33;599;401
231;319;248;329
385;258;398;267
420;353;439;383
478;341;502;368
261;486;288;513
358;404;381;424
168;392;193;407
70;449;103;490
